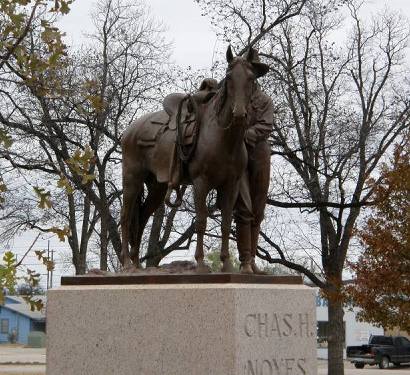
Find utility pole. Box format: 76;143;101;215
46;241;50;290
50;249;54;289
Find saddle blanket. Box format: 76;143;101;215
135;109;196;147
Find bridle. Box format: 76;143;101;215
215;60;256;130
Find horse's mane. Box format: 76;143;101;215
214;78;227;115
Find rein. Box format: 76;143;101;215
176;94;200;162
214;78;255;130
165;94;200;208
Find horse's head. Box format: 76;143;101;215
225;45;269;122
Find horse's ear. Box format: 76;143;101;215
246;47;255;62
226;45;234;63
252;62;270;78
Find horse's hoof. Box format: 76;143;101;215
240;263;253;274
221;261;234;273
251;262;267;275
196;262;211;274
122;256;133;269
122;264;138;273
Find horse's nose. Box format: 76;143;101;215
233;112;247;127
233;105;248;119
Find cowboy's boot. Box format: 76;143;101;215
236;222;253;274
250;258;267;275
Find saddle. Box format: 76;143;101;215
136;78;218;148
135;78;218;207
135;95;196;148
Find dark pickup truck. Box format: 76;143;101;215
347;335;410;369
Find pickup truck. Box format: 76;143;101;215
347;335;410;369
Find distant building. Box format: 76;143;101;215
384;327;410;339
315;291;384;359
0;295;46;345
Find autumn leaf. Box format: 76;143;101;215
66;145;96;185
35;250;55;271
57;175;74;194
47;226;70;242
347;140;410;333
23;297;44;312
0;181;6;204
33;187;52;209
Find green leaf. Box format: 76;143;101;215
0;129;13;149
3;251;16;268
0;251;17;294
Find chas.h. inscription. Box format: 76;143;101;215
244;313;314;338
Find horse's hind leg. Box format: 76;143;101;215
121;168;144;269
193;177;210;273
130;181;167;265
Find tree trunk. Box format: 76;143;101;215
146;204;165;267
100;214;108;271
327;296;345;375
74;258;87;275
72;244;87;275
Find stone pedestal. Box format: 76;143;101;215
47;276;317;375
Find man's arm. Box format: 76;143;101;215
245;92;274;147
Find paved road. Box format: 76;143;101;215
320;367;410;374
318;360;410;375
0;363;409;374
0;346;45;365
0;364;45;375
1;346;409;375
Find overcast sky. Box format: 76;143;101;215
59;0;410;69
59;0;218;68
7;0;410;287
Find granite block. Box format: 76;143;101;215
46;284;317;375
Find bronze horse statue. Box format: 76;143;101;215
121;46;269;273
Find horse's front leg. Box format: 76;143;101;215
193;177;210;273
121;171;140;270
218;183;239;273
120;206;133;269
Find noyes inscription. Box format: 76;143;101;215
244;358;307;375
242;312;315;375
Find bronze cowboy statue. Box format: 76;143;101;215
120;46;273;273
